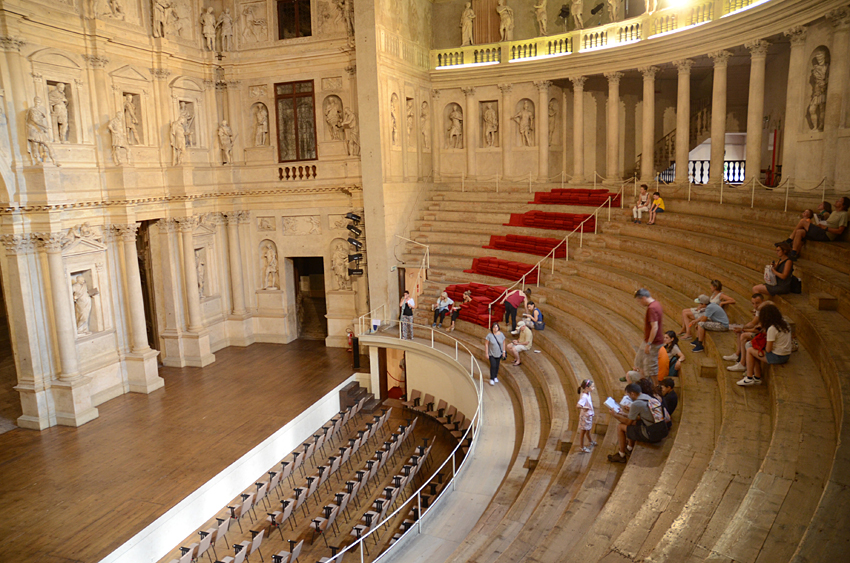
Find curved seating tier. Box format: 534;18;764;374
405;182;847;562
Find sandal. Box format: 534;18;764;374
513;361;521;366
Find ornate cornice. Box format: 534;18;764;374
604;71;624;84
83;54;110;68
673;59;693;74
1;233;35;255
827;6;850;28
0;36;25;52
152;68;171;80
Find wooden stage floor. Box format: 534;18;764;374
0;340;354;563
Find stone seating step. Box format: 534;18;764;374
424;199;614;216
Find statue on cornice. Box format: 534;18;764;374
496;0;515;41
217;120;235;163
26;97;60;166
342;108;360;156
606;0;620;22
217;8;234;51
460;2;475;47
571;0;584;30
170;116;186;165
646;0;657;15
201;7;216;51
152;0;171;38
108;111;129;165
533;0;548;36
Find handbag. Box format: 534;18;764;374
494;334;506;361
751;331;767;352
763;265;776;285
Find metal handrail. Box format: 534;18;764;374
322;320;484;563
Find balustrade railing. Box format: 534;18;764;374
431;0;775;70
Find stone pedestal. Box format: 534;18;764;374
182;329;215;367
226;313;255;347
125;349;164;394
51;377;99;427
22;165;64;205
255;289;297;343
166;165;196;196
325;289;357;348
14;383;53;430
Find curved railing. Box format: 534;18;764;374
433;0;765;70
327;319;485;562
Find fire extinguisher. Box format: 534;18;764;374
347;329;353;353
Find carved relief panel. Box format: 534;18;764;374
282;215;322;236
29;49;92;145
237;0;270;47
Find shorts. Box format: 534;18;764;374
698;321;729;332
634;343;662;377
514;344;530;353
654;208;665;213
766;352;790;364
626;424;646;442
806;224;831;242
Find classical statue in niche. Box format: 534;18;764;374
390;95;400;146
332;243;352;290
460;2;475;47
48;83;70;143
807;46;829;132
606;0;619;22
571;0;584;29
325;97;343;140
513;101;534;147
123;94;140;145
217;120;235;163
496;0;515;42
533;0;548;36
201;7;216;50
26;97;59;166
406;99;415;139
342;107;360;156
261;242;279;289
420;101;430;150
107;112;129;165
217;8;234;51
195;249;206;298
170;116;186;165
447;104;463;149
483;103;498;147
152;0;171;38
179;101;195;146
254;103;269;146
548;99;557;144
72;275;94;336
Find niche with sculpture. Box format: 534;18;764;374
251;102;270;147
480;100;499;148
323;95;344;141
513;98;535;147
71;269;102;337
445;102;464;149
806;46;829;132
331;239;352;291
47;80;75;144
260;239;280;290
61;224;111;339
122;92;143;145
390;93;401;147
548;98;559;144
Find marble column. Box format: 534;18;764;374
0;36;28;164
823;9;850;189
225;213;247;315
431;90;441;180
535;80;551;181
709;50;732;185
570;76;586;183
41;234;80;382
115;224;163;393
640;66;659;183
179;217;203;332
605;72;623;181
744;40;769;184
674;60;693;183
498;84;512;177
780;26;808;187
462;86;476;177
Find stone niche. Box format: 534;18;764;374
169;76;207;160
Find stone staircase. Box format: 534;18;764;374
398;182;848;562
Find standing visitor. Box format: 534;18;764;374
400;290;416;341
577;379;597;453
485;323;506;386
634;288;664;378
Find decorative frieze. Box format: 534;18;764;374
151;68;171;80
1;233;35;255
0;36;25;52
83;55;110;68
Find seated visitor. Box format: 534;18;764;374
631;184;651;224
448;290;472;332
783;196;848;260
656;344;669;382
690;294;730;353
522;301;545;330
737;303;793;387
507;321;533;366
680;279;734;337
663;331;684;378
659;378;677;429
607;383;669;463
753;242;795;297
724;293;767;372
432;291;454;328
646;191;665;225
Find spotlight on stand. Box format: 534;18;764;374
348;237;362;250
348;253;363;262
347;224;362;237
345;212;362;224
590;3;604;15
348;267;364;276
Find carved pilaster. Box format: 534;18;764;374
177;216;198;233
158;218;179;233
1;234;34;255
827;6;850;29
461;86;476;97
345;65;357;76
673;60;693;74
497;83;512;95
36;233;66;253
112;223;140;242
534;80;552;92
237;210;251;224
604;71;623;84
639;66;659;79
0;36;25;52
785;25;807;46
570;76;586;90
746;39;770;59
709;50;733;67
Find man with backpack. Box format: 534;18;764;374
607;383;669;463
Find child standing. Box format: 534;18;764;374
647;191;665;225
577;379;597;453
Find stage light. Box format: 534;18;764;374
347;224;362;237
348;253;363;262
345;212;361;223
348;237;362;249
348;268;364;276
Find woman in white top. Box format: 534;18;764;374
738;303;792;387
432;291;454;328
680;279;736;337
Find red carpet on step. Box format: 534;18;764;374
530;188;621;207
484;234;567;258
445;283;507;328
464;256;539;283
505;210;595;231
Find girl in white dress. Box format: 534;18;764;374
577;379;596;453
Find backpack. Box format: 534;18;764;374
790;276;802;294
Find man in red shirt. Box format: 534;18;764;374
634;288;664;378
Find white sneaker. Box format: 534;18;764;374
511;330;519;335
727;363;746;372
580;447;591;453
737;376;762;386
494;378;499;384
489;379;496;386
722;354;739;361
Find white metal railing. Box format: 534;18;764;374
685;176;828;212
324;319;484;563
485;195;614;326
